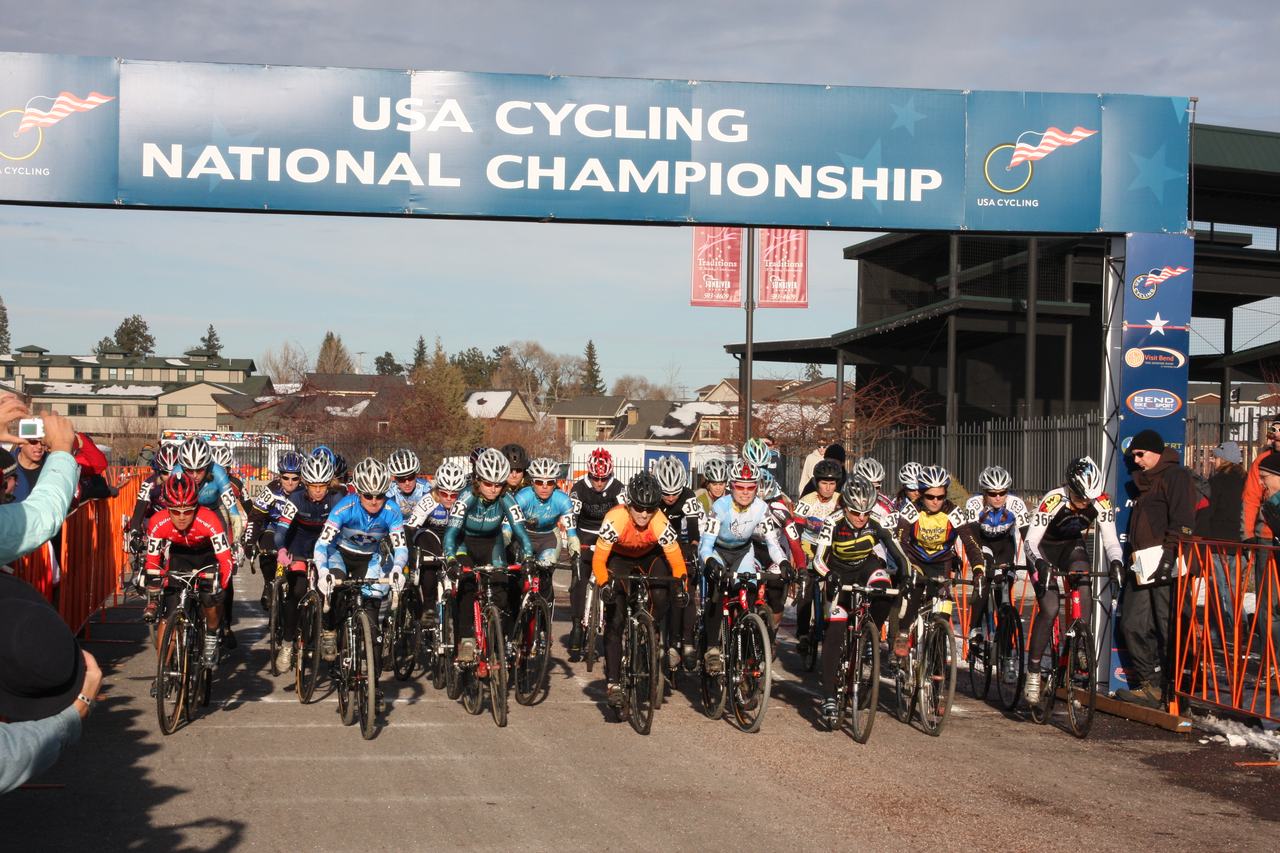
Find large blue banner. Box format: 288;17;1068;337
1106;232;1195;693
0;51;1189;233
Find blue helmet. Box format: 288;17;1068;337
311;445;336;465
278;451;304;475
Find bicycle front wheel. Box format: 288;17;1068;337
917;616;957;737
729;611;772;733
845;620;880;744
268;576;284;676
484;605;508;728
337;618;357;727
627;608;660;735
1066;623;1096;739
698;618;727;720
356;608;379;740
392;590;419;681
156;612;187;735
966;619;992;701
513;597;553;706
295;591;321;704
994;605;1025;712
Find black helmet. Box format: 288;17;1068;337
500;443;530;471
814;459;842;482
626;472;662;510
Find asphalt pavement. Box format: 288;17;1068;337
3;574;1276;851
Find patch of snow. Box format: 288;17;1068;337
667;400;731;426
253;396;279;403
650;425;686;438
1194;713;1280;759
466;390;511;419
165;359;188;366
273;383;301;395
0;354;11;362
325;399;371;418
73;356;99;364
97;385;164;396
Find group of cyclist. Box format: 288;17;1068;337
130;432;1124;730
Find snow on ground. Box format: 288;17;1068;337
1195;713;1280;759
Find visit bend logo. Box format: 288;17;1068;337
1124;346;1186;369
1126;388;1183;418
0;90;116;164
1131;265;1189;300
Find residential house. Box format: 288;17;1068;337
548;396;633;443
464;389;536;422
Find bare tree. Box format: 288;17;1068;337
260;341;309;384
100;414;162;462
611;374;676;401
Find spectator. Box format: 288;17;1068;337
0;449;16;504
0;572;103;794
136;443;155;468
0;396;81;566
12;433;47;503
1242;420;1280;542
797;442;825;489
1119;429;1195;709
1249;451;1280;659
70;432;115;505
1195;442;1245;646
798;442;847;497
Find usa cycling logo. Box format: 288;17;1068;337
1126;388;1183;418
0;90;115;164
1131;265;1189;300
981;125;1097;195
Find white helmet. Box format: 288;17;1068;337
917;465;950;491
210;444;234;469
473;448;511;485
898;462;923;490
730;459;760;484
700;458;729;484
527;457;559;481
652;456;687;495
742;438;771;469
386;448;420;479
1067;456;1104;501
352;457;392;495
433;461;468;493
301;454;335;485
852;457;885;487
977;465;1012;493
179;437;212;471
760;471;783;501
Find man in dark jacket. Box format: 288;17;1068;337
1119;429;1195;709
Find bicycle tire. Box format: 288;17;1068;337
357;608;379;740
846;620;880;744
584;597;601;674
392;589;419;681
484;605;508;728
917;615;957;737
803;593;821;672
338;617;357;726
1066;623;1096;739
435;604;454;693
698;619;727;720
994;605;1025;712
627;609;660;735
268;576;283;676
156;612;187;735
194;619;213;710
295;591;321;704
966;617;992;701
730;611;772;733
513;597;553;706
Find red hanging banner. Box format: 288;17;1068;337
690;226;744;307
758;228;808;308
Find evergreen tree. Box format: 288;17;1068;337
199;324;223;355
0;294;9;353
93;336;115;355
451;345;502;388
99;314;156;355
803;362;823;382
374;351;402;375
315;331;355;373
411;335;428;370
580;339;606;396
402;338;481;452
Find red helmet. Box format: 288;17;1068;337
586;448;613;479
162;474;199;509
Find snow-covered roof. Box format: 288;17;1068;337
649;425;686;438
465;390;512;419
165;358;188;366
274;383;301;395
38;382;164;397
667;400;732;426
73;356;99;364
0;355;11;362
325;399;371;418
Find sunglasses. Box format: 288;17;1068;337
360;492;387;501
1131;450;1150;458
394;475;418;483
436;489;459;500
280;474;300;482
922;492;946;501
631;506;655;514
478;479;502;489
533;479;556;487
985;490;1007;498
588;475;609;482
732;483;758;491
845;509;870;518
168;507;196;517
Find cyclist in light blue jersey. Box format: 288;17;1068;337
386;448;432;518
514;457;577;602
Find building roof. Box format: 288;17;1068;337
302;373;406;394
464;389;529;419
548;395;629;418
1194;124;1280;176
6;347;255;371
648;400;734;440
613;399;677;440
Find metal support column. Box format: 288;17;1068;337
835;349;845;445
1220;311;1233;440
743;228;756;442
1064;252;1074;414
945;234;959;473
1022;237;1038;483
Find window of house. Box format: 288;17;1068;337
67;404;87;416
91;367;101;380
108;368;117;380
38;366;48;379
73;366;83;380
124;368;134;380
193;370;204;381
138;405;158;418
167;404;187;417
4;366;12;378
177;370;187;382
102;404;122;417
32;402;52;414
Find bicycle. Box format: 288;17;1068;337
452;564;509;728
799;569;823;673
154;565;219;735
266;559;288;676
699;567;772;733
604;572;669;735
510;560;555;706
1028;568;1108;738
826;577;899;743
294;564;323;704
323;575;389;740
890;573;960;737
965;564;1026;711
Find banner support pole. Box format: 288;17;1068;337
743;227;756;442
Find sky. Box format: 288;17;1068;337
0;1;1277;394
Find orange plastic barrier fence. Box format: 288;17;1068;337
954;565;1041;658
1173;538;1280;723
9;467;146;635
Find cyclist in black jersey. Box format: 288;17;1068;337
652;455;703;669
567;448;624;659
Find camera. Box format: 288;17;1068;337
17;418;44;441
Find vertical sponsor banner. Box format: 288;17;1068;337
758;228;808;308
690;226;743;307
1106;232;1194;694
